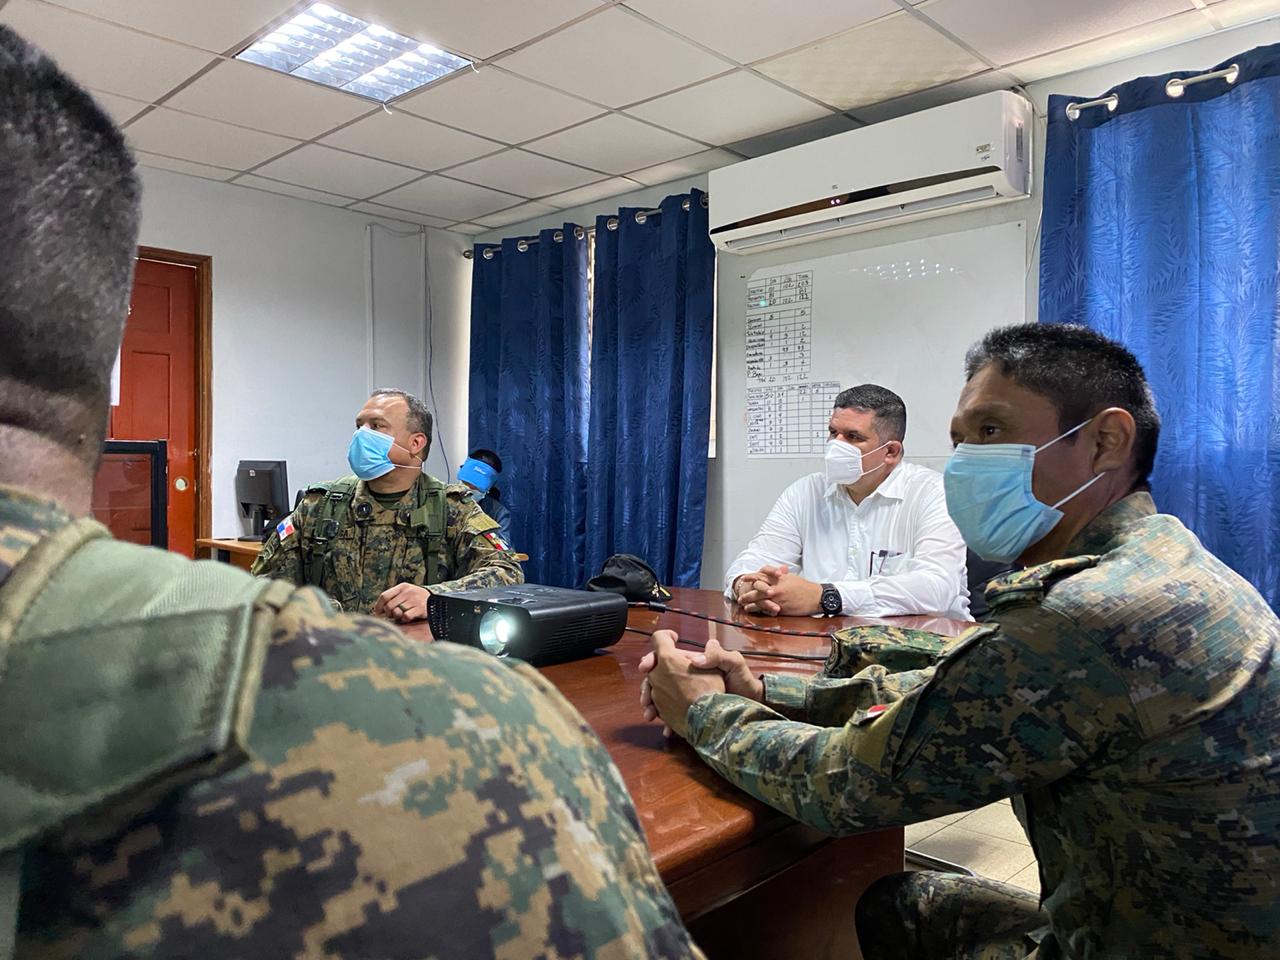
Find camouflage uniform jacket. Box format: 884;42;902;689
686;492;1280;959
251;472;523;613
1;486;702;960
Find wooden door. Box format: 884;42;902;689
110;258;199;556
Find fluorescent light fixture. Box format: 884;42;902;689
236;3;471;102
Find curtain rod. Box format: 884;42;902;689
1066;62;1239;120
463;192;709;258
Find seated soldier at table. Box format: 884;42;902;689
643;323;1280;959
725;384;970;620
0;28;702;959
251;389;523;621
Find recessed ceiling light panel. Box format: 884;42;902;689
237;3;471;102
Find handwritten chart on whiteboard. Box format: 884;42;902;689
745;269;834;457
747;381;841;458
745;270;812;382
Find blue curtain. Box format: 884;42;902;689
468;228;590;587
1040;44;1280;610
585;189;715;587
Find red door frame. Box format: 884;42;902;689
136;246;213;542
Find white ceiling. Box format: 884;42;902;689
0;0;1275;233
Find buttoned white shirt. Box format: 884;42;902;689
724;461;971;620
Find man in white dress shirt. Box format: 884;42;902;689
726;384;970;620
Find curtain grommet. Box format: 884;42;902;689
517;239;530;253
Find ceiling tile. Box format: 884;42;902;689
165;60;373;140
447;149;604;197
0;0;214;101
256;144;423;197
627;71;832;144
348;202;456;227
234;174;357;206
397;68;605;144
756;12;986;110
374;176;525;220
125;108;297;169
624;0;897;63
89;89;150;127
474;201;562;228
625;148;740;185
542;177;645;208
850;70;1017;125
449;223;489;235
320;111;501;172
135;151;238;181
921;0;1191;68
43;0;293;53
334;0;600;60
1006;10;1214;84
724;114;860;158
501;7;730;108
526;114;705;175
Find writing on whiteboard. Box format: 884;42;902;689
745;270;812;383
747;380;842;458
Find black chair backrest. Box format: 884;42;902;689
966;549;1015;621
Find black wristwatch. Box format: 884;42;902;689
819;583;842;616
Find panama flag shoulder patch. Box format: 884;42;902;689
276;517;296;541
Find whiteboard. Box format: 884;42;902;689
705;221;1027;583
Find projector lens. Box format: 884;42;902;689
479;610;514;657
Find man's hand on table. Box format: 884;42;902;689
735;565;824;616
639;632;763;738
373;582;431;623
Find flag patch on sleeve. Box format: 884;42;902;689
483;531;509;551
276;517;296;541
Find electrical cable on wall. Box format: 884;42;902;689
364;221;450;479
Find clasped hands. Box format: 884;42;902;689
732;564;823;616
638;630;763;739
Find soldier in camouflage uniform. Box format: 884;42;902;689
0;27;702;960
643;323;1280;958
251;389;523;620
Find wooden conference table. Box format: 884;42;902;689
405;587;970;959
196;537;262;571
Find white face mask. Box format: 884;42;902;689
824;438;890;487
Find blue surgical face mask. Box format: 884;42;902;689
943;418;1105;563
458;457;497;495
347;426;418;481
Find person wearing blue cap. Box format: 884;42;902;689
459;448;513;545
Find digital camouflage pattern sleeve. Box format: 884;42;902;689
684;602;1141;834
437;486;523;593
20;586;702;960
248;495;318;585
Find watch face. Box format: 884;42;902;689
821;589;841;614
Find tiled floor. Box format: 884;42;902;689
905;799;1041;895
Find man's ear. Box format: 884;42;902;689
1091;407;1136;475
885;439;904;462
410;433;430;461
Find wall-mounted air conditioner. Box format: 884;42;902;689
708;90;1032;254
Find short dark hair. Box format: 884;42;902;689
0;26;141;463
468;448;503;473
964;323;1161;483
370;388;433;439
833;384;907;443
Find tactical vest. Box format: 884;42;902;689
0;519;292;958
304;475;448;590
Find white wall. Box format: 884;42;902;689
136;169;472;537
472;16;1280;586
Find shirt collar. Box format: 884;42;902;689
1064;490;1157;555
0;485;73;581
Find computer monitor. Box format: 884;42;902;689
235;460;289;542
